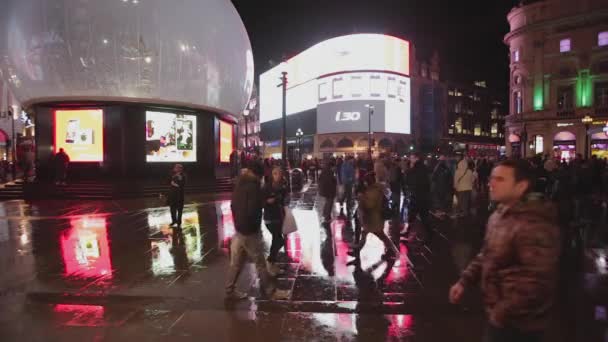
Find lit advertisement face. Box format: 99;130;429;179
146;111;197;162
54;109;104;162
219;120;233;163
60;217;112;279
260;34;410;125
317;100;385;134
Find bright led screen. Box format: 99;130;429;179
146;111;197;162
260;34;410;124
219;121;233;163
54;109;104;162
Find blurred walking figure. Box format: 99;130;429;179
405;153;432;243
168;164;186;227
54;148;70;186
318;163;337;224
226;162;289;301
263;167;288;276
449;159;560;342
350;172;399;258
339;156;356;217
388;157;404;219
431;155;453;213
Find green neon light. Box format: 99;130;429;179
576;70;593;108
533;81;543;111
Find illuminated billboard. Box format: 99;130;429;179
260;34;410;125
54;109;104;162
146;111;197;162
260;34;411;135
219;121;233;163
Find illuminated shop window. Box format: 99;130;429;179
599;32;608;47
560;38;571;53
491;123;498;137
534;135;544;154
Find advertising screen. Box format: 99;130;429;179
146;111;197;162
219;120;233;163
317;100;385;134
260;34;410;124
54;109;104;162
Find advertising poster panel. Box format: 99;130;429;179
146;111;197;162
317;100;385;134
219;120;233;163
54;109;104;162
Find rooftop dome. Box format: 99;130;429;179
0;0;254;117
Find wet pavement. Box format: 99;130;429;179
0;185;606;341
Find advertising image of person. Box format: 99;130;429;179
146;111;197;162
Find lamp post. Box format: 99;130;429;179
243;109;250;153
365;104;374;159
582;115;593;159
277;63;288;168
296;128;303;164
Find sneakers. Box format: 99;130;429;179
225;290;249;301
270;289;290;300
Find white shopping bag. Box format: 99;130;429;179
282;206;298;235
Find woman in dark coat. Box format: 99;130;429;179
263;166;289;275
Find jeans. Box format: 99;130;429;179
322;196;334;222
456;190;472;216
170;200;184;225
225;232;276;297
483;324;543;342
265;221;284;263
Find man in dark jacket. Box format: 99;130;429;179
406;153;432;243
318;163;337;223
450;159;560;342
54;148;70;185
226;162;289;301
431;156;453;213
168;164;186;227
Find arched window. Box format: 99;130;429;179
320;139;334;149
336;138;354;148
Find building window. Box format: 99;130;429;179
351;76;364;97
595;82;608;107
474;123;481;136
387;78;397;98
318;82;328;102
533;135;544;154
513;49;520;62
491;108;498;120
560;38;571;53
491;123;498;137
454;101;462;113
332;78;344;98
514;91;523;114
370;75;382;97
557;86;574;109
455;117;463;134
515;75;522;85
448;90;454;96
599;32;608;47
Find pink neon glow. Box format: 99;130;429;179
60;217;112;279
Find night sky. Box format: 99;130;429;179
231;0;519;96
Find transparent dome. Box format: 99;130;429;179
0;0;254;117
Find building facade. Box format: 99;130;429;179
504;0;608;160
445;81;507;157
237;85;261;153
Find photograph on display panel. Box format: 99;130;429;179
146;111;197;162
54;109;104;162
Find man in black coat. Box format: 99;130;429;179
226;161;289;301
168;164;186;227
431;156;453;213
406;153;433;243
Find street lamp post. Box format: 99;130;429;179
243;109;250;153
296;128;303;164
365;104;374;159
278;68;288;168
582;115;593;159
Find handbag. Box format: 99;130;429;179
282;206;298;235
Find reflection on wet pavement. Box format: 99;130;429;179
0;192;605;341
